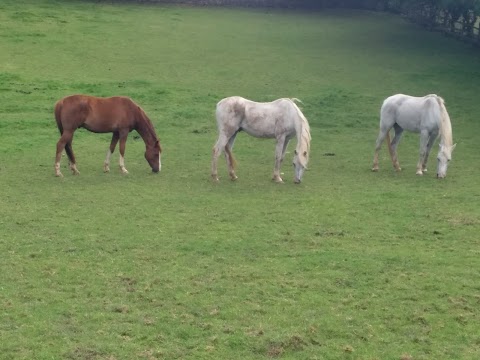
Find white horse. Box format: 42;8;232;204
372;94;455;178
211;96;311;183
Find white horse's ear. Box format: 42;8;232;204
294;150;298;155
451;143;457;151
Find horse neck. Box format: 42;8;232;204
135;114;157;147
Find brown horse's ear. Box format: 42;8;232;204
303;151;307;157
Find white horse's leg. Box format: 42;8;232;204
272;136;287;183
225;132;239;181
416;130;430;175
372;128;389;172
389;124;404;171
104;132;119;173
422;131;438;172
211;134;228;182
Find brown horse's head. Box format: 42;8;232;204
145;140;161;173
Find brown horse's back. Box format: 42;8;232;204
55;95;139;134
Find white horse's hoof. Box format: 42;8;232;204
230;176;238;181
371;167;379;172
416;171;423;176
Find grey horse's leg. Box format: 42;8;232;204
416;130;430;175
389;123;404;171
422;131;438;172
211;134;228;182
372;127;390;171
212;126;239;182
273;135;287;182
225;131;239;181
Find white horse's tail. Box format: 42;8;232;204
289;99;311;168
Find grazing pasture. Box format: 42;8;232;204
0;1;479;359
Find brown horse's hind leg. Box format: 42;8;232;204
65;141;79;175
55;131;75;177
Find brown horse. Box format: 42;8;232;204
54;95;161;177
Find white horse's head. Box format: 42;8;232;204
437;143;456;179
293;149;308;184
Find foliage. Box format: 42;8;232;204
382;0;480;39
1;1;480;359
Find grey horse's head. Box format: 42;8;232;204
293;150;308;184
436;143;456;179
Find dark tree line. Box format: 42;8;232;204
381;1;480;40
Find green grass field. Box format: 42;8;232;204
1;1;479;359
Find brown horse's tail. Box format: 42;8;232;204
54;99;75;163
385;130;395;166
224;145;236;170
54;99;63;135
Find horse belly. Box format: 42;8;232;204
395;108;424;133
82;115;122;133
241;123;276;138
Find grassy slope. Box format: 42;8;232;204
0;1;479;359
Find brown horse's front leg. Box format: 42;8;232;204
104;132;119;173
118;132;129;174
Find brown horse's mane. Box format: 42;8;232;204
135;106;160;149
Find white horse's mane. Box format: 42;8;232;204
435;96;453;148
290;99;311;168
